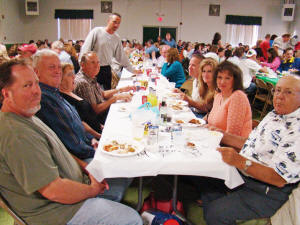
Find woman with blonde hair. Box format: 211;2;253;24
180;57;218;118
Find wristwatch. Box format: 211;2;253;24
243;159;252;172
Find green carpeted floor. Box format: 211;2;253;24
0;208;13;225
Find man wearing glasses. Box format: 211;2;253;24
201;75;300;225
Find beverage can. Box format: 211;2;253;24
142;95;148;104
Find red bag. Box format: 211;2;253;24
141;192;184;215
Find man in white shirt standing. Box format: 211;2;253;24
80;13;141;90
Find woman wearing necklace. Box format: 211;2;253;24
206;61;252;137
59;63;102;138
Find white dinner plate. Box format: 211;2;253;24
118;106;128;112
101;138;145;157
168;99;188;106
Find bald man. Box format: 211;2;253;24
199;76;300;224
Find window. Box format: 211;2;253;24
226;24;259;47
225;15;261;47
55;9;93;41
57;18;91;41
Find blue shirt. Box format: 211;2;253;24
145;45;159;55
278;57;295;72
293;57;300;71
162;39;177;48
36;83;95;159
161;61;186;88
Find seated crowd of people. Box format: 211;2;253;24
0;12;299;225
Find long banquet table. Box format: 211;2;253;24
86;68;244;223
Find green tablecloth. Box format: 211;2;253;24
256;75;279;85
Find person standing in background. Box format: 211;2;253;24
79;13;141;90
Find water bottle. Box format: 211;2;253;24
172;124;183;146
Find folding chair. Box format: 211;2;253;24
252;79;270;120
0;193;27;225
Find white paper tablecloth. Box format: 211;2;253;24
87;68;244;189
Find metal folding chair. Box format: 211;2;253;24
0;193;27;225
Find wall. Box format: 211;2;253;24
0;0;298;45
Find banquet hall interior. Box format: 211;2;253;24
0;0;300;225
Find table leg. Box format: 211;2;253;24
136;177;143;211
172;175;194;225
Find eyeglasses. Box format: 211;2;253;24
271;88;299;97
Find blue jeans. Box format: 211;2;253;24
84;158;133;202
202;176;294;225
101;177;133;202
66;198;143;225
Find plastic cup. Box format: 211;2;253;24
169;82;176;89
132;123;144;141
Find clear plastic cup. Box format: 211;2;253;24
132;123;144;141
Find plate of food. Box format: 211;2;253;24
119;106;128;112
101;139;144;157
173;117;206;126
168;99;188;106
170;104;189;112
167;92;181;99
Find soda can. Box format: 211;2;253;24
142;95;148;104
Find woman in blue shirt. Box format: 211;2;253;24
161;48;186;88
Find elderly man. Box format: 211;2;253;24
33;49;95;161
75;51;133;124
33;49;133;203
80;13;141;90
201;75;300;225
0;59;143;225
156;44;170;69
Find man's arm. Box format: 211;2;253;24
220;132;247;150
91;93;132;114
91;96;116;114
82;121;101;139
218;147;287;188
39;174;108;204
78;28;96;61
102;86;134;99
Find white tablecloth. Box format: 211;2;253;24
87;69;244;189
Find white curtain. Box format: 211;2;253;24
226;24;259;47
57;18;91;41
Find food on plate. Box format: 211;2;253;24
172;105;183;110
186;142;195;147
189;119;201;124
175;119;184;124
103;141;136;154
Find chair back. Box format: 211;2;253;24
255;78;268;90
0;193;27;225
